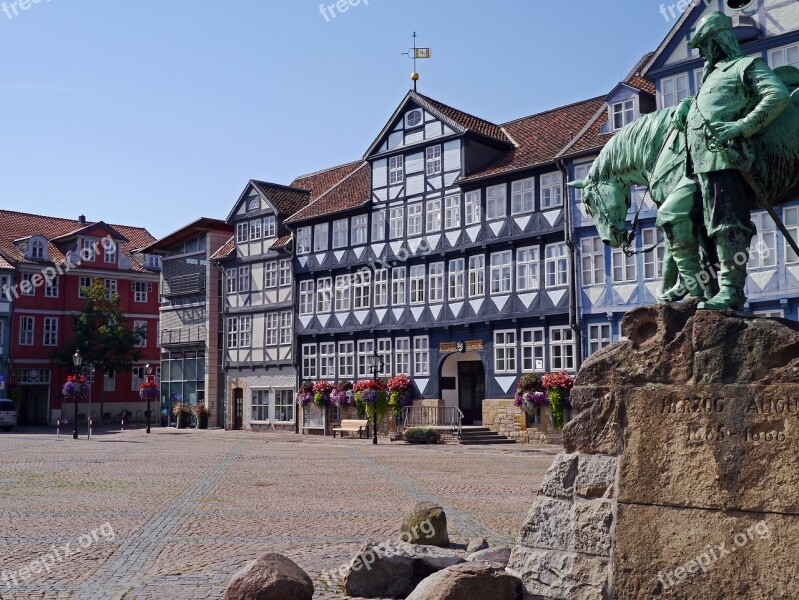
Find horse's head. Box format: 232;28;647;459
568;178;630;248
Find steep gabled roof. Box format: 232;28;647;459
0;210;157;272
51;222;130;244
290;161;363;200
285;162;371;224
623;52;657;95
140;217;233;254
0;255;13;270
460;97;606;183
642;6;703;75
363;91;512;158
250;181;312;217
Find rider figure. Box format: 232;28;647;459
670;12;790;311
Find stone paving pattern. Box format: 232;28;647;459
0;428;557;599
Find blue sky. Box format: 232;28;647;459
0;0;675;238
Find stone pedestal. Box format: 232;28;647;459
510;302;799;599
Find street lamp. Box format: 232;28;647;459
367;350;385;445
72;350;83;440
145;363;154;434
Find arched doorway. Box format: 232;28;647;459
439;351;486;425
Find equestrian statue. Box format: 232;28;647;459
570;12;799;311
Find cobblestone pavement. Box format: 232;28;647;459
0;428;559;599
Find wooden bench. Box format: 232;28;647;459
333;419;370;439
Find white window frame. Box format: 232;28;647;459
581;236;606;287
374;268;388;307
45;276;59;298
264;216;277;238
407;203;423;237
511;178;535;215
133;281;150;303
769;43;799;69
31;239;45;260
249;219;262;241
79;276;92;298
490;251;513;295
660;73;690;109
43;317;58;347
239;316;252;348
332;219;349;249
425;145;442;176
299;280;314;316
750;211;777;270
612;248;637;283
314;223;329;252
237;266;250;292
335;275;351;312
265;313;279;346
236;223;249;244
392;267;406;305
104;242;117;264
351;214;368;246
550;326;576;372
226;317;238;349
104;279;118;300
445;195;461;230
395;338;411;375
389;207;405;240
20;273;34;297
19;316;34;346
297;227;311;255
389;155;404;184
133;320;147;348
572;162;592;204
642;228;665;281
82;239;95;261
784;207;799;265
316;277;332;313
429;262;444;303
319;342;336;378
588;323;612;357
409;265;426;305
486;185;506;220
265;261;278;288
448;258;465;301
413;336;430;376
521;328;546;372
372;210;386;242
357;340;375;378
279;311;292;345
612;98;635;130
377;338;392;377
545;243;569;289
405;109;423;128
353;270;371;310
469;255;485;297
516;246;540;292
338;341;355;378
465;190;481;225
279;259;291;287
494;330;517;374
428;197;444;234
302;344;317;379
540;173;563;209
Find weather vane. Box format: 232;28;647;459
402;32;430;92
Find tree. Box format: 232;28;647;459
53;278;146;420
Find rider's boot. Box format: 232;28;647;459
698;228;750;311
658;220;705;303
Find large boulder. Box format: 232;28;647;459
406;562;523;600
466;538;489;553
466;546;512;565
343;540;464;598
223;553;313;600
400;501;449;546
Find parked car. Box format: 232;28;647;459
0;400;16;431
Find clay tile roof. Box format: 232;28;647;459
290;161;363;201
0;255;13;270
285;162;371;224
250;181;312;217
460;97;606;183
210;236;235;261
417;93;512;145
270;233;292;250
624;52;656;95
0;210;157;272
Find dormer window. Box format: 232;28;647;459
30;239;45;260
104;241;117;264
389;155;404;185
247;196;261;212
612;99;636;130
82;239;95;261
405;109;423;128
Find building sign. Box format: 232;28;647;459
439;340;484;353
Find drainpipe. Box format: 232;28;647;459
558;159;584;371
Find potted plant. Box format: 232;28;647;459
542;371;575;431
192;403;209;429
172;403;191;429
387;374;414;417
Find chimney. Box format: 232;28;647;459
78;215;86;225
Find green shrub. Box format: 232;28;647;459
404;427;441;444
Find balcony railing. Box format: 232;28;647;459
162;273;205;298
400;406;464;438
160;326;207;347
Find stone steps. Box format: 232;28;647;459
459;428;516;445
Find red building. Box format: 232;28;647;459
0;210;160;425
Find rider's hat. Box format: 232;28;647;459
689;12;734;49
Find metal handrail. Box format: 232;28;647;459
401;406;464;438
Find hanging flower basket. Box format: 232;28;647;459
330;380;354;407
542;371;575;431
353;379;388;420
139;381;159;401
62;375;90;401
296;381;314;406
312;381;334;409
387;375;414;416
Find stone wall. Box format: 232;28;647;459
510;302;799;599
483;399;560;444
